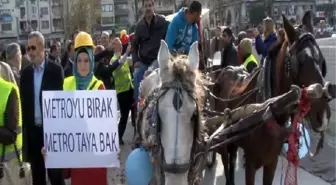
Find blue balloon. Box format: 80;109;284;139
126;148;153;185
283;120;311;159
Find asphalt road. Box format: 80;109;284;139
317;38;336;135
100;118;328;185
200;38;335;185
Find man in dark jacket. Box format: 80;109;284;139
20;43;30;69
132;0;169;105
94;34;115;89
61;41;74;78
5;43;22;85
220;27;239;68
48;44;61;64
210;26;225;58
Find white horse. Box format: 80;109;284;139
137;40;205;185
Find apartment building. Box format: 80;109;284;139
16;0;64;41
114;0;130;32
50;0;64;37
0;0;65;40
0;0;19;39
99;0;134;35
100;0;115;32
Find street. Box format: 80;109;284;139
103;119;329;185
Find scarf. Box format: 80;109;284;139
73;47;95;90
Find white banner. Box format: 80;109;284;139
42;90;119;169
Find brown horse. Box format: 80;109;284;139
207;11;336;185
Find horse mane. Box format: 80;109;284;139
268;41;283;59
275;39;289;95
166;55;205;110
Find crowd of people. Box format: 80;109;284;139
1;0;330;184
209;16;290;73
209;15;333;73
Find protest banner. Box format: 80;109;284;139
42;90;119;168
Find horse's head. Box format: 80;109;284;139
157;40;204;182
282;11;333;132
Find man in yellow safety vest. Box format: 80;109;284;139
110;38;133;145
0;77;22;163
238;38;259;73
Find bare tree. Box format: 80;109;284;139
65;0;101;34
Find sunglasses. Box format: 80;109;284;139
27;45;37;51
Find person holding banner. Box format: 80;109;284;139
42;32;128;185
62;31;107;185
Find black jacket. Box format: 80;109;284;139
94;50;115;89
48;54;61;65
221;43;239;68
132;14;169;65
95;49;114;64
63;59;73;78
20;59;64;161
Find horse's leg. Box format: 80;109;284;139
228;145;238;185
262;157;278;185
220;148;232;185
245;159;256;185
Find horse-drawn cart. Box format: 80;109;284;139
127;38;330;185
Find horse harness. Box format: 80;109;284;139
136;79;204;183
138;81;199;139
285;32;320;84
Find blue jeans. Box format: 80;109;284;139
133;61;159;105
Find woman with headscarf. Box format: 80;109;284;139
63;31;107;185
254;17;277;65
42;32;130;185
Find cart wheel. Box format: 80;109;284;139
206;151;216;168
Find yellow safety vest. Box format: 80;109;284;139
243;54;259;69
0;78;22;161
63;76;103;91
110;55;133;94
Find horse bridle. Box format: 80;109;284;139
286;32;320;84
152;81;199;174
285;32;330;99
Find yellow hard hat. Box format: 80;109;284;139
74;31;94;49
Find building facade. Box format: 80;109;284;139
0;0;202;41
209;0;316;32
1;0;65;42
99;0;186;35
99;0;136;35
0;0;19;39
